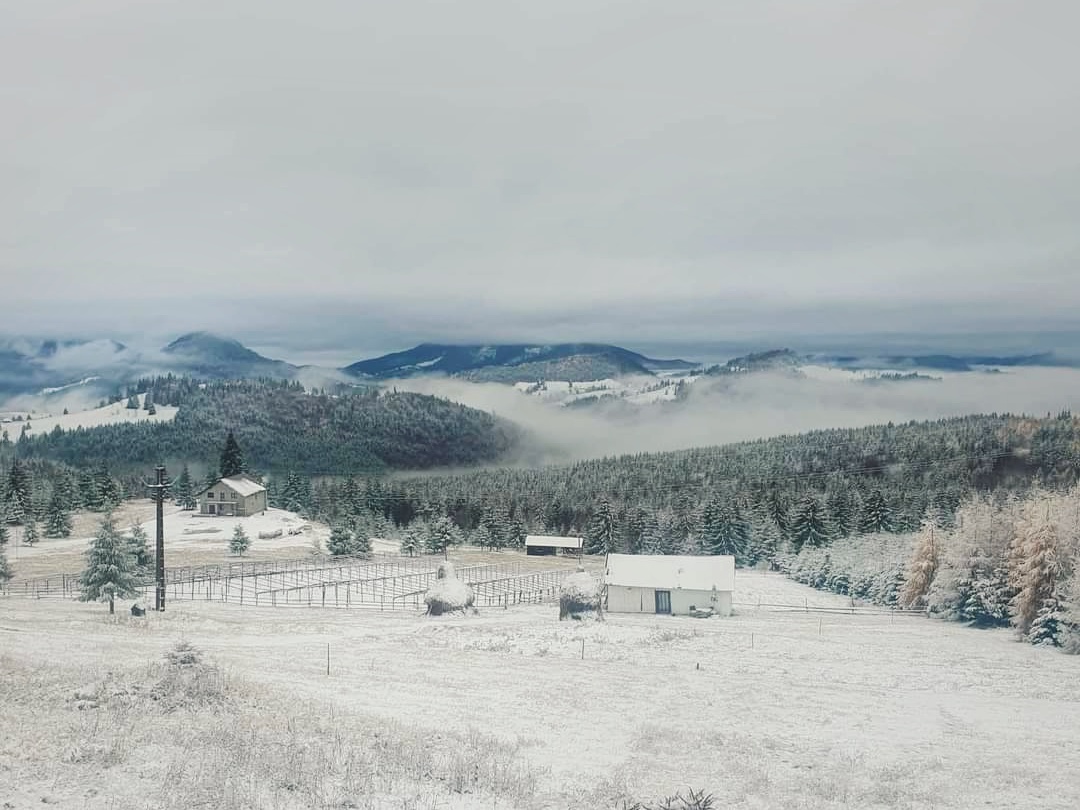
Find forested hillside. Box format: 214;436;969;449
11;377;520;474
299;412;1080;559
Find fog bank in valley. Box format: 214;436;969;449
391;368;1080;464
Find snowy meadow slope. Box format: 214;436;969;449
3;572;1079;809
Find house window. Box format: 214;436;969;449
207;492;214;499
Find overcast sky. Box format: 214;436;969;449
3;1;1079;354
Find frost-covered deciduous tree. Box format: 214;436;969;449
900;520;939;608
1009;504;1064;639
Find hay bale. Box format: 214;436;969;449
424;563;475;615
559;569;603;621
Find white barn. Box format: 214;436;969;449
524;535;584;556
604;554;735;616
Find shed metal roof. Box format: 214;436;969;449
524;535;583;549
605;553;735;592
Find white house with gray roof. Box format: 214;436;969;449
195;474;268;517
604;553;734;616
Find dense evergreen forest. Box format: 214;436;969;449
10;377;519;474
294;412;1080;561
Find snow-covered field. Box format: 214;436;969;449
6;503;401;582
3;571;1079;809
0;393;177;435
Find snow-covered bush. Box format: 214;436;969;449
559;569;603;621
424;562;475;616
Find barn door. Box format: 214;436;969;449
654;590;672;614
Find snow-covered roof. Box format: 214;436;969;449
196;475;266;497
525;535;583;549
605;554;735;592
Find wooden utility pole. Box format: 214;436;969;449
148;466;168;611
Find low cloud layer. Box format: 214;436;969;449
392;369;1080;463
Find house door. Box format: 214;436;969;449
207;504;215;515
654;590;672;615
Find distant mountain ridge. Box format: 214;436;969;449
2;330;1078;402
161;331;299;379
343;342;698;382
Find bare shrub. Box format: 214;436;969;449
621;788;716;810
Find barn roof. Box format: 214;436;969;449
605;554;735;592
196;474;266;497
524;535;583;549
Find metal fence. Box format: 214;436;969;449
6;554;571;611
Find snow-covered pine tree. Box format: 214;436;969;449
827;488;855;538
44;491;73;538
352;533;373;556
639;510;665;554
0;548;11;588
1059;568;1080;653
341;477;363;517
1028;587;1066;647
23;519;40;547
79;514;141;614
126;524;153;573
229;524;251;556
583;499;618;555
900;519;939;608
859;489;893;535
472;523;493;550
400;528;420;556
619;506;647;554
789;493;833;551
95;465;120;512
327;525;354;556
700;499;750;560
747;509;783;568
78;469;102;511
425;517;461;555
126;394;140;409
174;465;196;510
219;431;246;478
4;459;30;522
